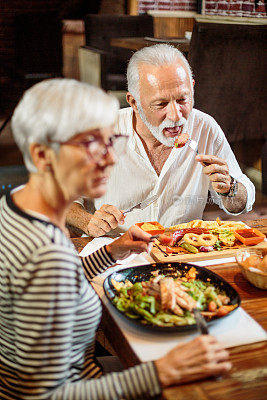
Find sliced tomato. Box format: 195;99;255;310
157;234;173;246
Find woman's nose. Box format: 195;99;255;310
166;102;182;122
97;147;116;168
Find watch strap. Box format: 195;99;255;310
218;176;238;197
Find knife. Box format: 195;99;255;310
193;308;209;335
123;195;159;215
193;308;224;381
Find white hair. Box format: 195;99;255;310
11;79;119;172
127;44;194;101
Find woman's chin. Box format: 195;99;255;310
85;184;107;199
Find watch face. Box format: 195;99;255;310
228;178;238;197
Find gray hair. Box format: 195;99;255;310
11;79;119;172
127;44;194;101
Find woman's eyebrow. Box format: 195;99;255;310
75;130;100;141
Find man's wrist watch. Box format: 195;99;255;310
219;176;238;198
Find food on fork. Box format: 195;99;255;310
174;133;189;148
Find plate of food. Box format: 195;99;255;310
149;218;267;262
103;262;240;332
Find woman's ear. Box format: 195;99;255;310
29;143;52;172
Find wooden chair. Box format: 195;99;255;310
79;14;154;92
0;10;63;134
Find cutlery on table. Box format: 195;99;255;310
193;307;209;335
123;194;159;215
193;308;224;381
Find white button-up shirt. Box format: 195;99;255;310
82;107;255;232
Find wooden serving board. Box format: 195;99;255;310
151;241;267;263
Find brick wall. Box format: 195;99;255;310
204;0;266;17
138;0;266;17
138;1;197;13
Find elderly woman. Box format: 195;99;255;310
0;79;231;400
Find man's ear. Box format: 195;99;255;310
29;143;52;172
126;92;138;114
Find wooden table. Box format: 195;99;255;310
110;37;190;54
72;218;267;400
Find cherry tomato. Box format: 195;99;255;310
208;301;217;312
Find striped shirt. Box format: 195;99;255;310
0;192;161;400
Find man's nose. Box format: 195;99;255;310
166;102;182;122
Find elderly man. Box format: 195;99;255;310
66;44;254;237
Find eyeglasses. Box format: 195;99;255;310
50;134;129;163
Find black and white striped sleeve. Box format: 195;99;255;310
51;361;162;400
81;245;115;281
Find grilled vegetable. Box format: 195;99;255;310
181;243;198;253
214;240;223;251
218;231;236;247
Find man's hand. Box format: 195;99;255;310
196;154;231;195
195;154;248;213
155;335;231;388
87;204;125;237
106;225;152;260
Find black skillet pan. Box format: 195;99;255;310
103;262;241;332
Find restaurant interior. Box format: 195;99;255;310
0;1;267;399
1;0;267;216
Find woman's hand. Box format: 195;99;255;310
155;335;231;387
106;225;152;260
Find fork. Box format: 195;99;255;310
185;138;199;154
193;308;209;335
185;138;209;166
123;194;159;215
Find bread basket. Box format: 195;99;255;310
235;248;267;290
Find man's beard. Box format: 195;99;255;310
136;102;188;147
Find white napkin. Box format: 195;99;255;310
79;237;114;257
79;237;152;265
190;257;236;266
